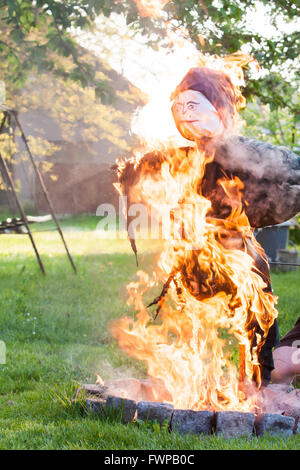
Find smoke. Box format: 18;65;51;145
215;136;300;183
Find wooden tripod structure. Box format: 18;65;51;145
0;104;77;274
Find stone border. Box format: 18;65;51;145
82;394;299;438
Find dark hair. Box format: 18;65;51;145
170;67;237;129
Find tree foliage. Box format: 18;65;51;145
0;0;126;99
241;96;300;150
0;1;299;126
129;0;300;121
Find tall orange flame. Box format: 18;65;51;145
112;145;278;411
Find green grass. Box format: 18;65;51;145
0;214;299;450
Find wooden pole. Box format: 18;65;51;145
0;150;46;275
0;112;18;216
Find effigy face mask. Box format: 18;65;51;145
171;89;224;141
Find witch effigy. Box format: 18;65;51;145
116;67;300;388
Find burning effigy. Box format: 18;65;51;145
84;1;300;436
109;59;300;414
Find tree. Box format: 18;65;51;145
0;0;127;100
0;41;143;204
241;94;300;151
0;0;299;156
127;1;299;122
1;1;299;105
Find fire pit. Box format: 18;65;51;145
76;379;300;438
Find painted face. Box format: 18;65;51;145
171;89;224;141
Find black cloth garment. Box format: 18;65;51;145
275;317;300;349
259;319;280;384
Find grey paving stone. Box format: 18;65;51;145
215;411;255;438
255;413;295;437
106;395;137;423
137;401;174;426
86;397;107;417
171;409;214;435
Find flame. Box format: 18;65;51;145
133;0;171;18
112;144;278;411
109;17;276;412
95;374;105;386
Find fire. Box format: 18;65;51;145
109;17;277;412
112;144;278;411
133;0;171;18
95;374;105;386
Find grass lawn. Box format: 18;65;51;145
0;215;299;450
